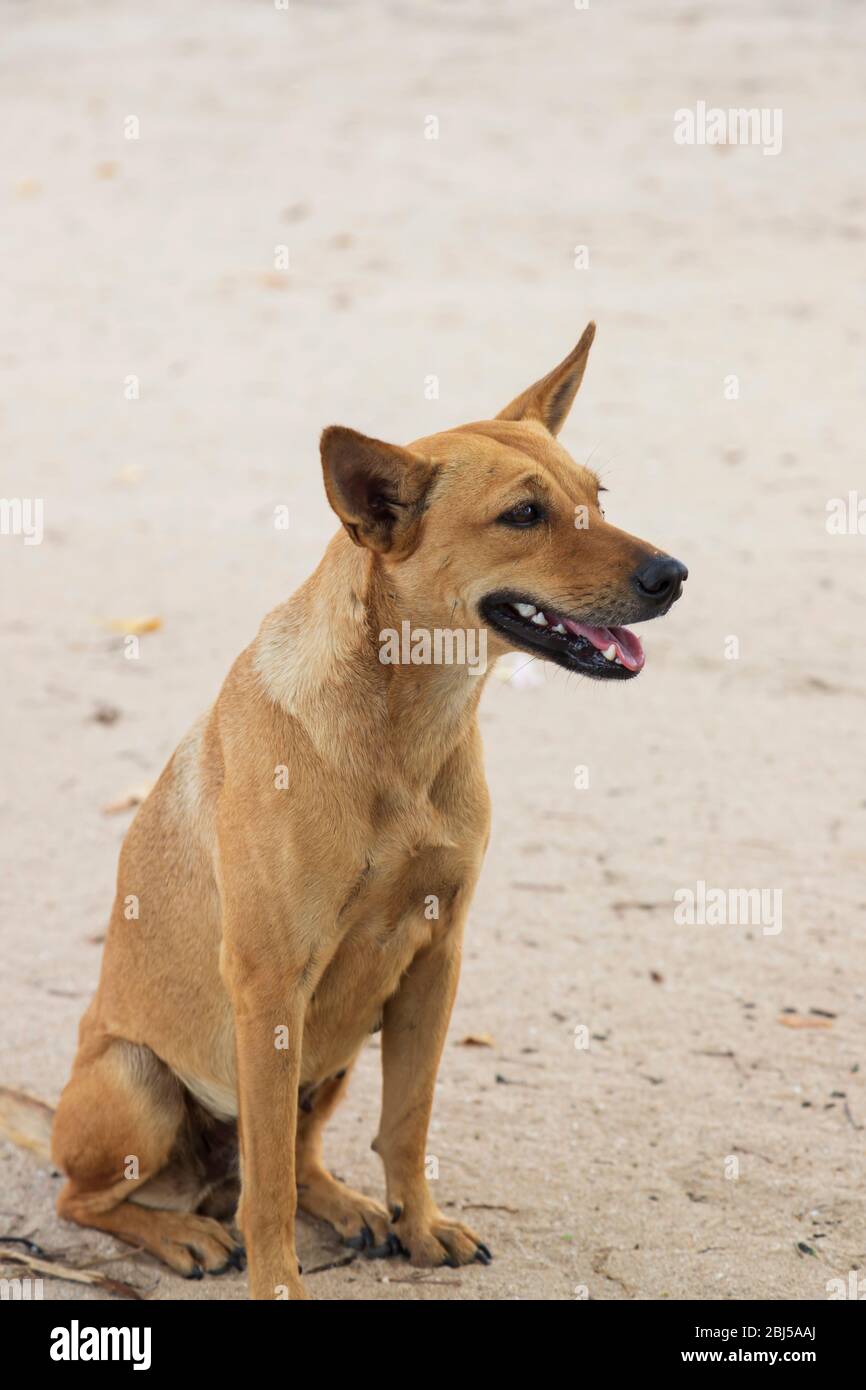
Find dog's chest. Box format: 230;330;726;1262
340;790;459;944
301;791;467;1070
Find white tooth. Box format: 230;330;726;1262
531;612;548;626
552;623;566;634
602;644;617;661
515;602;537;618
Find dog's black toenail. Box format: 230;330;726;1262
477;1242;493;1261
474;1245;493;1265
346;1224;374;1252
366;1241;396;1260
386;1233;402;1257
186;1265;204;1280
390;1203;402;1223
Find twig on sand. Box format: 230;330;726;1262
304;1253;358;1275
383;1272;462;1286
0;1245;145;1300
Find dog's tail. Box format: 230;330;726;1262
0;1085;54;1165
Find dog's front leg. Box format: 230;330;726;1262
374;924;492;1270
221;937;310;1300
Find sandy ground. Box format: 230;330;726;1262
1;0;864;1302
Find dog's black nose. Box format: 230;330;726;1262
632;555;688;608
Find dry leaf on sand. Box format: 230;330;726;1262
0;1086;54;1163
777;1015;833;1031
101;616;162;635
259;271;290;290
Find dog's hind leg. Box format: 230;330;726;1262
52;1034;242;1278
295;1066;394;1255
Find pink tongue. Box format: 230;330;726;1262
559;617;646;672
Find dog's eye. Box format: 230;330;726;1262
497;502;543;528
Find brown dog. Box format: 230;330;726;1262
52;323;686;1299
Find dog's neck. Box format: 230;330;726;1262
254;531;492;790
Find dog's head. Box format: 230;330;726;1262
320;323;686;680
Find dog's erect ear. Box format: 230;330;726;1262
496;321;596;436
320;426;438;555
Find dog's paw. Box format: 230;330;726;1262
150;1213;244;1279
391;1208;492;1269
297;1168;396;1255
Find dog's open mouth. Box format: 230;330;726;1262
480;593;646;680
